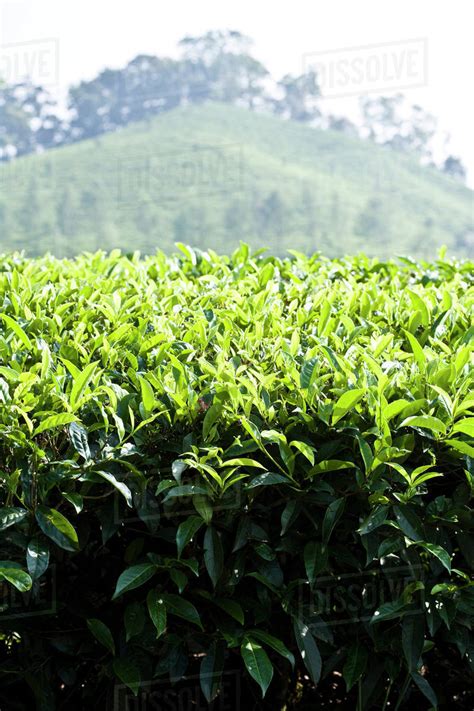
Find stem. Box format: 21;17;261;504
394;672;411;711
357;677;363;710
382;679;393;711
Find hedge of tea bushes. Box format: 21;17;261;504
0;244;473;709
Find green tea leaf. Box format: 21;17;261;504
246;472;288;488
452;417;474;437
304;541;328;583
0;314;33;350
113;658;140;696
343;642;368;691
322;497;345;546
26;536;49;580
293;619;321;684
112;563;156;599
139;375;155;415
399;415;446;435
357;506;388;536
241;638;273;697
35;505;79;552
411;671;438;708
248;630;295;667
161;593;203;629
204;526;223;587
332;388;365;424
34;413;78;436
95;470;133;507
70;361;99;409
402;615;424;671
69;421;91;461
176;516;203;558
146;589;167;638
300;357;318;389
87;618;115;655
200;640;225;703
0;507;28;532
416;542;451;572
393;505;424;541
0;566;32;592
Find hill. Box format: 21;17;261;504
0;103;472;258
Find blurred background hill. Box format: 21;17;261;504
0;29;472;258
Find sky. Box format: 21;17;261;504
1;0;473;187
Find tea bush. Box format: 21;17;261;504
0;244;473;710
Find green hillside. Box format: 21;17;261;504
0;102;472;258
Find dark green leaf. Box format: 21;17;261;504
416;542;451;572
112;563;156;600
87;618;115;655
26;536;49;580
204;526;224;587
357;506;388;536
249;630;295;667
304;541;328;583
241;638;273;697
113;658;140;696
343;642;368;691
161;593;203;629
322;498;345;546
200;640;225;703
124;601;145;641
411;671;438;708
176;515;203;558
393;505;424;541
146;589;167;638
402;615;424;671
246;472;288;488
293;618;321;684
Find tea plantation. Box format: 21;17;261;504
0;244;473;709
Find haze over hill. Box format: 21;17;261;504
0;103;472;259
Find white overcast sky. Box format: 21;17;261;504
1;0;473;188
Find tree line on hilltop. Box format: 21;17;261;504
0;29;467;183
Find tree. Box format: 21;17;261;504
0;80;68;159
178;30;253;65
179;30;270;109
442;155;467;183
359;94;403;143
328;115;359;137
121;56;184;119
359;94;437;163
274;71;321;123
0;81;35;159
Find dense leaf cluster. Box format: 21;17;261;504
0;244;473;709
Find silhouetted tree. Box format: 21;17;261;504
442;155;466;183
